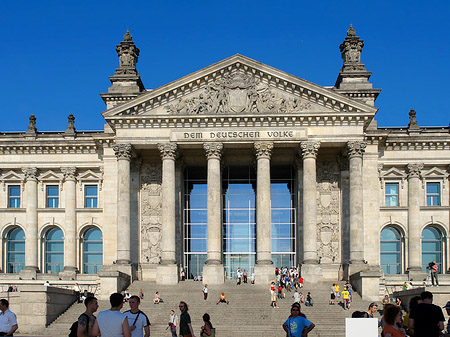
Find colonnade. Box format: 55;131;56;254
110;139;369;284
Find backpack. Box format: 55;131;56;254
69;313;89;337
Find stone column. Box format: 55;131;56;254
253;142;273;285
61;167;77;278
202;143;225;284
406;163;426;280
156;143;179;284
113;144;134;265
21;168;39;278
300;141;320;263
347;141;366;267
299;141;322;282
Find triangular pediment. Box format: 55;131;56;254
102;54;377;119
380;167;407;179
0;170;23;181
422;167;448;179
78;170;102;181
39;170;62;181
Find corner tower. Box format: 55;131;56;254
334;25;381;107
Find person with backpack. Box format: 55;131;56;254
69;296;98;337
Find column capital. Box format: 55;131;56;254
22;167;39;182
300;141;320;159
346;141;367;158
406;163;424;179
203;142;223;160
158;143;178;160
254;142;273;159
61;167;77;181
113;143;134;161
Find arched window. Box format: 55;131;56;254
380;226;402;274
422;226;443;273
7;227;25;273
83;228;103;274
44;228;64;274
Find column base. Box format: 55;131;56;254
300;263;323;284
59;267;78;280
202;263;225;285
156;264;178;285
344;262;370;280
98;265;131;300
19;268;38;280
407;268;427;282
254;263;274;285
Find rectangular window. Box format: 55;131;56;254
84;185;98;208
385;183;399;207
7;185;20;208
426;182;440;206
46;185;59;208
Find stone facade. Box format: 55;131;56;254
0;27;449;295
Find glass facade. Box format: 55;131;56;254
422;226;442;273
44;227;64;273
85;185;98;208
7;227;25;273
385;183;399;207
83;228;103;274
271;166;296;268
380;227;402;274
223;166;256;279
7;185;20;208
46;185;59;208
183;167;207;279
426;182;440;206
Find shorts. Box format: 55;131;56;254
344;298;349;303
331;293;335;300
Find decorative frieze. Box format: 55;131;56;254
113;143;134;161
203;142;223;160
316;161;341;264
406;163;423;179
346;141;367;158
157;143;178;160
300;141;320;159
140;163;163;264
254;142;273;159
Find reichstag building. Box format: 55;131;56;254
1;26;449;290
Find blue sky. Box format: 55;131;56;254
1;1;449;131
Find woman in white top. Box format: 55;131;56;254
92;292;131;337
169;309;178;337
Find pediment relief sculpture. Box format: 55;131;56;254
165;72;315;115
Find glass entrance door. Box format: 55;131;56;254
223;166;256;279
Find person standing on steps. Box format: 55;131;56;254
202;284;208;300
168;310;178;337
124;295;150;337
409;291;445;337
179;301;196;337
283;302;315;337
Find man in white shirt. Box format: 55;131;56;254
92;293;131;337
0;299;18;336
124;296;150;337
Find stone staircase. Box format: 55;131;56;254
39;280;381;337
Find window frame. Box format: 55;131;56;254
426;182;441;206
45;185;59;208
7;185;21;208
84;184;98;208
385;182;400;207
